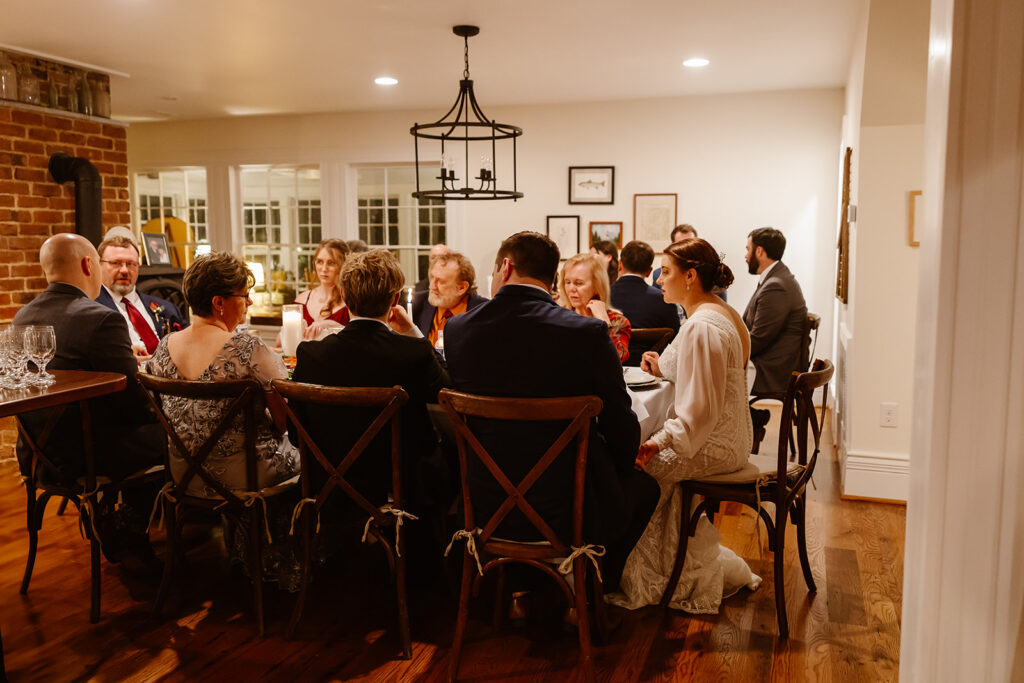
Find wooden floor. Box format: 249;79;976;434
0;408;905;682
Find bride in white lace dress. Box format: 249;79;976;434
609;238;761;612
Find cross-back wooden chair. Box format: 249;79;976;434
661;358;833;637
136;373;296;636
630;327;675;356
270;379;411;655
17;395;163;623
438;389;605;683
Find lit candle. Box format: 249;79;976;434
281;303;302;356
406;286;414;317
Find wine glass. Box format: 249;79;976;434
5;325;30;388
0;325;12;390
24;325;56;386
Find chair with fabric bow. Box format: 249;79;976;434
17;398;164;623
661;358;833;637
439;389;606;683
271;379;412;655
136;373;297;636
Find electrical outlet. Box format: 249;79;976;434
880;402;898;428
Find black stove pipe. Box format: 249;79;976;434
48;153;103;246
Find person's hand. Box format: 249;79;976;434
635;440;659;470
131;344;152;364
640;351;662;377
304;319;342;340
387;305;418;336
586;299;610;322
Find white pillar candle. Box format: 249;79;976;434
281;303;302;356
406;286;414;317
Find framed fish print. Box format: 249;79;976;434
546;215;581;259
569;166;615;204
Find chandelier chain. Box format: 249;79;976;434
463;37;470;79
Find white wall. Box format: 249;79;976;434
128;88;844;361
837;0;928;501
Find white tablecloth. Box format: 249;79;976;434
627;380;675;441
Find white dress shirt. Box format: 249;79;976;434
104;285;158;349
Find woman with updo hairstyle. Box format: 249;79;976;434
294;238;350;340
608;237;761;614
557;252;632;363
146;251;301;588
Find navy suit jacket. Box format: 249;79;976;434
411;290;488;339
14;283;161;481
444;284;642;544
610;274;680;366
96;287;186;339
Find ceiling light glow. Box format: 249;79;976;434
375;76;398;86
682;58;710;68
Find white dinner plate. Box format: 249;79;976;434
623;368;657;386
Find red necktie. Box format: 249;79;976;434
123;299;159;354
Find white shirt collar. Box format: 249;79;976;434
617;273;645;281
104;284;140;307
758;261;779;285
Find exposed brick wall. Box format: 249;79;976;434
0;102;129;457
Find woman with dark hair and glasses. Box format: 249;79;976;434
609;238;760;613
146;251;301;587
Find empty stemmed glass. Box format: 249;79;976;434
24;325;56;386
2;325;30;389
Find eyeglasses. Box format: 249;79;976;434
100;259;140;270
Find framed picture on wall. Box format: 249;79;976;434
633;193;678;243
589;221;624;249
569;166;615;204
546;215;580;259
142;232;172;266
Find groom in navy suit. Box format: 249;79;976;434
94;229;185;355
444;231;658;589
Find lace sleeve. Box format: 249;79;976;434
650;317;728;455
248;336;287;388
221;331;286;388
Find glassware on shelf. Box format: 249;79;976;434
0;55;17;101
91;74;110;118
47;70;59;109
67;73;80;113
17;64;39;106
78;72;93;115
24;325;56;386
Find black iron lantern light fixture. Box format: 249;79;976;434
411;25;523;201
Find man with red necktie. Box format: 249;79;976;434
94;227;186;359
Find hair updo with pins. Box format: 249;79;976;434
663;238;734;292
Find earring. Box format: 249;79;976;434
686;281;691;292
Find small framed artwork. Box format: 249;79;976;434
633;193;678;243
569;166;615;204
589;221;624;249
546;215;581;259
908;190;922;247
142;232;172;266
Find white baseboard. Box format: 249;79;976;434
842;449;909;502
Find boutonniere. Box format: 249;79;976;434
149;302;165;317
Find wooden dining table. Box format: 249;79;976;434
0;369;128;675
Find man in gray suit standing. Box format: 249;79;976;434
742;227;807;395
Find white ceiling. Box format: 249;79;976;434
2;0;866;122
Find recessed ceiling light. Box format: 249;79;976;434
682;58;710;68
375;76;398;86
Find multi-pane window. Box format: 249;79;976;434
132;169;209;267
356;166;446;285
240;166;321;316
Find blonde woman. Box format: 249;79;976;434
557;252;631;363
294;238;350;340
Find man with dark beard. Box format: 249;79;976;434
742;227;807;395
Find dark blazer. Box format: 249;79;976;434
96;286;186;338
14;282;161;481
411;290;488;339
444;284;654;548
289;319;450;512
610;274;680;366
743;261;807;395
